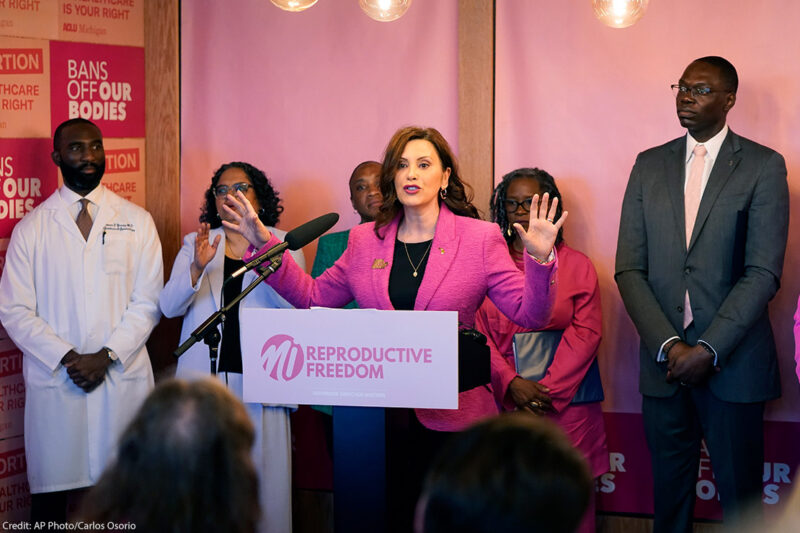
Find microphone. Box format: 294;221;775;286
228;212;339;279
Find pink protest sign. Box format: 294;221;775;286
49;40;144;138
596;412;800;520
0;138;59;238
0;326;24;440
241;308;458;409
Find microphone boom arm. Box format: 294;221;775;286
173;254;284;366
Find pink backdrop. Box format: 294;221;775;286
180;0;800;518
496;0;800;420
181;0;459;266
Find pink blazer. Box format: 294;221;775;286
248;204;557;430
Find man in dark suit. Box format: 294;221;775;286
615;56;789;532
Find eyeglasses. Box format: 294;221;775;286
214;182;251;197
503;198;533;213
671;84;724;98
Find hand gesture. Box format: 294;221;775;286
508;376;556;415
666;342;717;386
191;223;221;285
220;190;272;249
514;193;568;262
62;349;110;393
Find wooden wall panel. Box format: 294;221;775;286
144;0;181;376
458;0;495;218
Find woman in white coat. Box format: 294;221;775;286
159;162;305;533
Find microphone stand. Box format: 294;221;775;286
173;254;284;375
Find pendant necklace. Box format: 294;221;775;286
403;240;433;278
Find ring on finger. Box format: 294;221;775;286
546;217;554;224
529;400;543;409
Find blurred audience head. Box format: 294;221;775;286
79;378;259;533
200;161;283;229
417;412;592;533
491;167;564;247
349;160;382;223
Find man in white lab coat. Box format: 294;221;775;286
0;118;163;524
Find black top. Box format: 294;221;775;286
388;239;433;310
218;255;245;373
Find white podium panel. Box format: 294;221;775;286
241;308;458;409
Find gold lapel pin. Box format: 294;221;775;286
372;259;388;269
439;247;445;254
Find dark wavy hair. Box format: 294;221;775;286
78;378;259;533
490;168;564;247
200;161;283;229
420;412;592;533
374;126;479;237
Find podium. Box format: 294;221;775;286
241;308;489;532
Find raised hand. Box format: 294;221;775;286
190;223;221;286
513;192;568;262
220;190;272;249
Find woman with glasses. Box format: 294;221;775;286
474;168;608;533
159;161;304;533
221;127;565;531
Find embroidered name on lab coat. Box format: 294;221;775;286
103;223;136;233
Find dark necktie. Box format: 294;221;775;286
76;199;92;241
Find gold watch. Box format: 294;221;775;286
104;347;118;363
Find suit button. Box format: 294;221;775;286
677;306;683;313
684;267;692;275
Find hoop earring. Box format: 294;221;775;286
507;227;513;237
439;187;448;200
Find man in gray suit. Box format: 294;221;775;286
615;56;789;533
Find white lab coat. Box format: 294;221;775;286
0;186;163;493
159;226;303;533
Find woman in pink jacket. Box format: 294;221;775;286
475;168;608;533
223;126;566;530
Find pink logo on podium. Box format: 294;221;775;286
260;334;304;382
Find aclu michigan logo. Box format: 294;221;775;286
261;334;305;382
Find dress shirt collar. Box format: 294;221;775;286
59;183;105;207
686;124;728;163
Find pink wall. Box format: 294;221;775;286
180;0;459;266
181;1;800;420
496;0;800;419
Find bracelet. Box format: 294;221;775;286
663;339;680;356
697;341;715;356
531;249;554;265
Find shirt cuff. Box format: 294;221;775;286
190;268;204;291
657;336;680;362
528;249;555;265
697;339;719;367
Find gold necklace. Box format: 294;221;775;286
225;241;244;260
403;240;433;278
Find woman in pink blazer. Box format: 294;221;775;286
223;126;566;530
475;168;608;533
